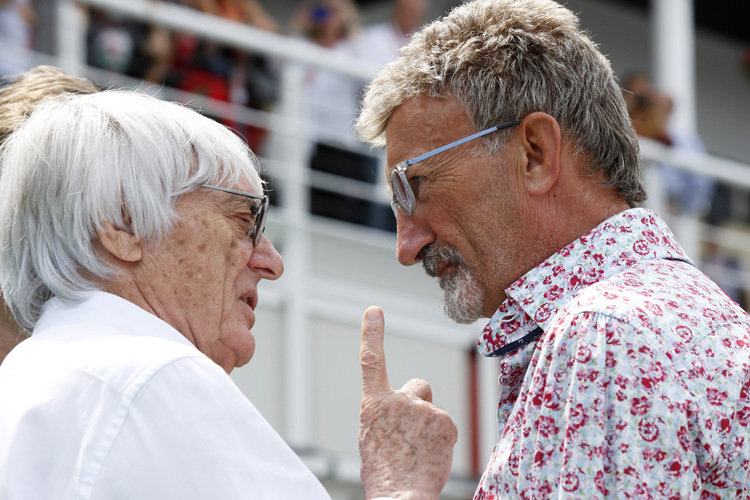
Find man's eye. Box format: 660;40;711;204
235;215;254;229
237;216;254;228
249;201;260;217
408;176;422;196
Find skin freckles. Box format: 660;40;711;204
101;177;284;373
359;306;457;500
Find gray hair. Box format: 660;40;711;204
0;90;262;330
356;0;645;206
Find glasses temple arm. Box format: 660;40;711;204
405;119;521;167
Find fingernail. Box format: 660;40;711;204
366;307;381;321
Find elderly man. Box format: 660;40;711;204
0;65;98;365
0;90;330;498
356;0;750;498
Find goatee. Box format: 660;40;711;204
421;245;483;324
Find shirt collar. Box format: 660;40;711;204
477;208;692;357
34;291;195;349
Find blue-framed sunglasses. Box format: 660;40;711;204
390;119;521;217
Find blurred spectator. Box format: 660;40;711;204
168;0;280;150
623;73;715;217
192;0;279;32
703;228;748;310
198;0;280;114
0;65;99;365
292;0;361;138
290;0;392;230
355;0;427;70
31;0;55;56
87;8;172;83
0;0;35;77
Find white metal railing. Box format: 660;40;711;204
2;0;745;495
640;137;750;189
69;0;381;79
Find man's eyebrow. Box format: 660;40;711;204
218;193;258;213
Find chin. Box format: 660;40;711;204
234;338;256;367
440;267;485;324
444;301;484;324
220;327;256;371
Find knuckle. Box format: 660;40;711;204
359;346;383;367
412;378;430;389
402;377;430;391
401;378;433;400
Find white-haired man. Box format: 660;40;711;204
355;0;750;498
0;90;327;498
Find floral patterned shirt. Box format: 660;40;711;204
474;208;750;499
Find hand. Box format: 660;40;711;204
359;306;458;500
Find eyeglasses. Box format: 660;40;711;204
201;184;268;247
390;119;521;217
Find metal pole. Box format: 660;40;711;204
478;356;500;468
652;0;700;259
56;0;87;75
274;61;313;448
652;0;696;137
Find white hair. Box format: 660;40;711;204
0;90;262;330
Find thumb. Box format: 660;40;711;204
360;306;391;397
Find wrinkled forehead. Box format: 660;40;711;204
385;95;469;162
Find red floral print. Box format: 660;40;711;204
475;209;750;499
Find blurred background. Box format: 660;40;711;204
1;0;749;497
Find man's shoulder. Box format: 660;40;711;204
550;258;750;367
2;324;216;396
570;257;745;323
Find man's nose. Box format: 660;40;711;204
251;235;284;280
396;211;436;266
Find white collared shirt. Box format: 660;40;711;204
0;292;330;500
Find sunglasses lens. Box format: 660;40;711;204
252;198;268;246
391;169;413;216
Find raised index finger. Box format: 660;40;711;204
360;306;391;396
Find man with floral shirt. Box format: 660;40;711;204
354;0;750;498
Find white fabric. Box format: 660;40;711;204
354;22;409;71
302;39;361;141
0;292;330;500
300;23;408;144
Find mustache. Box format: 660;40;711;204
420;244;467;277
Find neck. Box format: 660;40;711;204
546;184;630;259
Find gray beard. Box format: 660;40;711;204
421;245;483;324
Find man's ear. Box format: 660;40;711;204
97;221;143;263
518;112;562;196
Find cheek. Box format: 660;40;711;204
175;242;209;280
226;238;252;275
174;228;233;308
